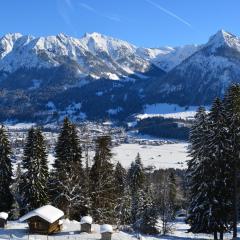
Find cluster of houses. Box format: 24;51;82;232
0;205;113;240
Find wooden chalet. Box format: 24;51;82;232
0;212;8;228
19;205;64;234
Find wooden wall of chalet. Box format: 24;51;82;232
0;218;7;228
101;232;112;240
27;216;62;234
81;223;91;233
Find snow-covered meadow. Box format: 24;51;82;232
112;143;189;169
46;143;189;170
0;218;236;240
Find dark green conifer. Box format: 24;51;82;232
127;153;146;225
223;84;240;239
51;118;85;218
21;127;49;211
89;135;116;223
0;125;13;212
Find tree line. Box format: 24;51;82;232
0;118;181;234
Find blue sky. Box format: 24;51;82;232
1;0;239;47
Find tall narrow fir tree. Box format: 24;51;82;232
21;127;49;211
0;125;13;212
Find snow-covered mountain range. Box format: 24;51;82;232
0;30;239;122
0;32;197;78
148;30;240;105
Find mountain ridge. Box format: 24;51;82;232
146;29;240;106
0;31;199;75
0;29;240;123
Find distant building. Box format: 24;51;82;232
0;212;8;228
19;205;64;234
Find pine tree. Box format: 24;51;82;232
89;135;116;223
128;153;145;193
187;102;235;240
21;127;49;211
114;161;126;198
138;185;159;234
223;84;240;239
120;185;132;226
127;153;146;226
204;98;232;239
168;171;177;214
35;128;49;199
187;107;214;234
0;125;13;212
51;118;86;218
114;161;127;226
11;163;24;219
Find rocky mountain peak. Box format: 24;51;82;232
206;29;240;53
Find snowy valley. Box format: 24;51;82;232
6;121;189;171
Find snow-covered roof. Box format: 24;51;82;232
100;224;113;233
19;205;64;223
0;212;8;220
80;216;93;224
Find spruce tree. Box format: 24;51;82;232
51;118;86;218
187;96;240;240
128;153;145;193
35;128;49;198
114;161;126;198
155;171;175;235
187;107;213;234
168;171;177;214
204;98;232;239
223;84;240;239
127;153;146;226
139;185;159;234
89;135;116;223
114;161;127;226
11;163;24;219
0;125;13;212
21;127;49;211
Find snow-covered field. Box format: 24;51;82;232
137;103;209;120
5;121;189;170
0;218;235;240
112;143;189;169
46;143;189;170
